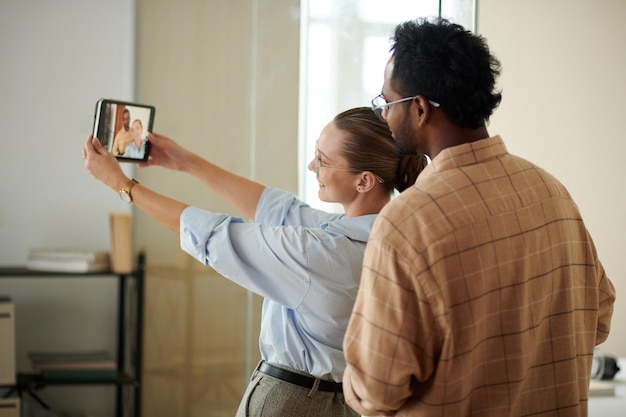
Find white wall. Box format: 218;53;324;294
478;0;626;356
0;0;136;263
0;0;136;415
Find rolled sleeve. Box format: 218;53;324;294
180;206;311;309
180;206;236;265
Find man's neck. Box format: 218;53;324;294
428;125;489;159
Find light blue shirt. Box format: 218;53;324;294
180;187;376;381
122;140;146;159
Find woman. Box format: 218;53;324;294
83;107;427;416
122;119;147;159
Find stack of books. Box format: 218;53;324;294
29;350;117;381
26;248;111;273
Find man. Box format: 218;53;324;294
111;108;132;155
342;17;615;416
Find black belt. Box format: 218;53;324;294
258;361;343;393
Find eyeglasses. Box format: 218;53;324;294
314;156;384;184
371;94;440;119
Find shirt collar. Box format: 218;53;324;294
420;135;508;179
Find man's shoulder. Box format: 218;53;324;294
374;177;464;240
369;188;436;255
382;182;441;214
376;186;436;231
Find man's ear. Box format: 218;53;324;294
414;95;433;126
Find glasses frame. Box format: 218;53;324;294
314;157;384;184
371;94;440;119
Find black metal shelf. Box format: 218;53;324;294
0;253;145;417
16;371;138;386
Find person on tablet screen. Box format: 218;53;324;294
83;107;428;416
111;108;133;156
122;119;147;159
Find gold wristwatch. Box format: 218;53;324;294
119;178;139;203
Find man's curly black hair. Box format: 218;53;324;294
390;17;502;129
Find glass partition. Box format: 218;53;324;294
299;0;476;211
137;1;474;416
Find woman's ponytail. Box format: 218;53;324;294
394;154;428;193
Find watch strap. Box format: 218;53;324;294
120;178;139;202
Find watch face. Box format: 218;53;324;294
120;191;131;203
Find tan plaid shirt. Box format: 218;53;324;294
343;136;615;417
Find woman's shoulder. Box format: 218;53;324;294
258;187;344;228
322;214;376;244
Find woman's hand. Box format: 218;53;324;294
83;136;129;191
139;132;195;172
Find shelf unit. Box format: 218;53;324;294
0;253;145;417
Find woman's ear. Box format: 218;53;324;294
356;172;378;193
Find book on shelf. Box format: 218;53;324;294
28;248;110;262
26;258;110;273
26;248;110;273
29;350;116;372
589;379;616;397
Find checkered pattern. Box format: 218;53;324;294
343;136;615;417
